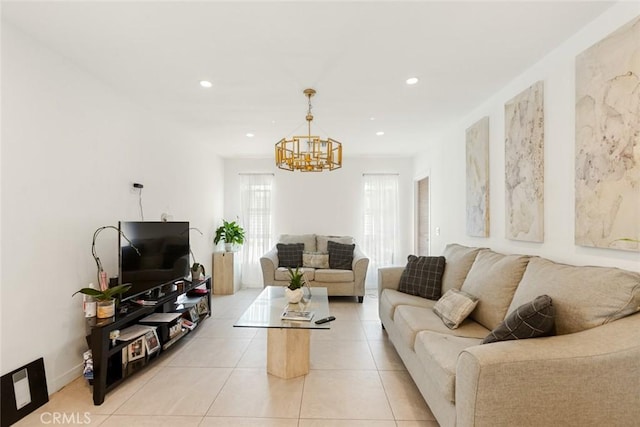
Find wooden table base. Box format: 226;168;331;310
267;328;310;379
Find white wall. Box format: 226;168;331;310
416;2;640;272
223;156;415;285
0;23;224;392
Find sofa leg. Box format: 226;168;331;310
357;296;364;303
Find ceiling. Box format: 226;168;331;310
2;1;614;158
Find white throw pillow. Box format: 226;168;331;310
303;252;329;269
433;289;479;329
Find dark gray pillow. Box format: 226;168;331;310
482;295;555;344
398;255;446;300
327;241;355;270
277;243;304;268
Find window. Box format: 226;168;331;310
240;174;273;286
362;174;399;287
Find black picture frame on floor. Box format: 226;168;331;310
1;358;49;427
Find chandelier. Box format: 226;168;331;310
275;88;342;172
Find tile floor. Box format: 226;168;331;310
16;289;439;427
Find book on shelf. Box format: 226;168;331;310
281;309;315;321
139;312;182;323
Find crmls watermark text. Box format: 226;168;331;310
39;412;91;424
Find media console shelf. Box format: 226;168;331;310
86;276;211;405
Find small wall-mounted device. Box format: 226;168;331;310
133;183;144;189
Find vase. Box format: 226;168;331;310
224;243;235;252
285;287;304;304
96;299;115;318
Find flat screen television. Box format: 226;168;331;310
117;221;190;301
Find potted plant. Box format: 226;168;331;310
73;284;131;318
285;267;306;303
191;262;206;281
213;220;245;252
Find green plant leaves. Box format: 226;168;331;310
214;220;245;245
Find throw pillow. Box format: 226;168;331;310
327;241;355;270
433;289;479;329
317;235;355;253
303;251;330;269
397;255;446;300
482;295;555;344
277;243;304;268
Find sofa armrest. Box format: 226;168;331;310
456;312;640;427
259;247;278;287
377;266;405;298
352;246;369;297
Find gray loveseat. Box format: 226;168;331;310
379;243;640;427
260;234;369;302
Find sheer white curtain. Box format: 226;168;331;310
362;174;399;287
240;174;274;287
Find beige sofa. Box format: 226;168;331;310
260;234;369;302
379;243;640;427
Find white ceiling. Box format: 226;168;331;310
2;1;614;158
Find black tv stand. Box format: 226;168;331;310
86;276;211;405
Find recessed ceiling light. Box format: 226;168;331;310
246;133;255;138
369;117;375;121
406;77;419;85
376;131;385;136
199;80;213;88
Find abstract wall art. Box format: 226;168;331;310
575;17;640;252
504;80;544;242
466;117;490;237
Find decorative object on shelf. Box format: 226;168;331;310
213;220;245;252
91;225;140;289
191;263;205;281
73;283;132;318
187;226;205;280
575;16;639;252
285;267;306;304
504;80;544;242
275;88;343;172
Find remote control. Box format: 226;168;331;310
315;316;336;324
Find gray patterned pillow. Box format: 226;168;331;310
482;295;555;344
303;251;330;269
277;243;304;268
398;255;446;300
327;241;355;270
433;289;479;329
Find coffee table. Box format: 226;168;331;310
234;286;330;379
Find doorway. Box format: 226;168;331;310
417;177;430;256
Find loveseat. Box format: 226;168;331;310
379;243;640;427
260;234;369;302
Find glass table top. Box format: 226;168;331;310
234;286;331;330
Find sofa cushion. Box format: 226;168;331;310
276;243;304;268
317;235;354;253
483;295;555;344
279;234;317;252
433;289;479;329
380;289;437;322
415;331;483;403
394;305;490;350
460;250;530;330
441;244;483;294
275;267;315;281
328;241;355;270
398;255;446;300
303;252;329;269
314;269;354;283
508;257;640;335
